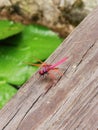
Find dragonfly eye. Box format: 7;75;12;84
39;70;44;75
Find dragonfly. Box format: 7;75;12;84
27;57;68;79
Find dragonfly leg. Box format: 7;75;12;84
53;68;63;77
48;71;56;80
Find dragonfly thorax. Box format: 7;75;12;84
39;65;51;75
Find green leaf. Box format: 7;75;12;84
0;80;17;109
0;20;24;40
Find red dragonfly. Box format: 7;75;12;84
28;57;68;79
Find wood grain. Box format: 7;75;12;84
0;7;98;130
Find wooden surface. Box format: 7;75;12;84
0;7;98;130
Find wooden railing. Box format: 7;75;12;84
0;7;98;130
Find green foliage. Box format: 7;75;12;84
0;80;17;109
0;20;24;40
0;20;63;108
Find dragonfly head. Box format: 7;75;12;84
39;70;44;75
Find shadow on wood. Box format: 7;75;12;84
0;7;98;130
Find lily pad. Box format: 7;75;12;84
0;20;24;40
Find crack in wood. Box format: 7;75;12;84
2;107;21;130
71;92;98;128
16;94;43;130
59;80;98;130
74;41;96;73
69;91;98;130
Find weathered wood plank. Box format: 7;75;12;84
0;7;98;130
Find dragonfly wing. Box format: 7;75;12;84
48;68;63;79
